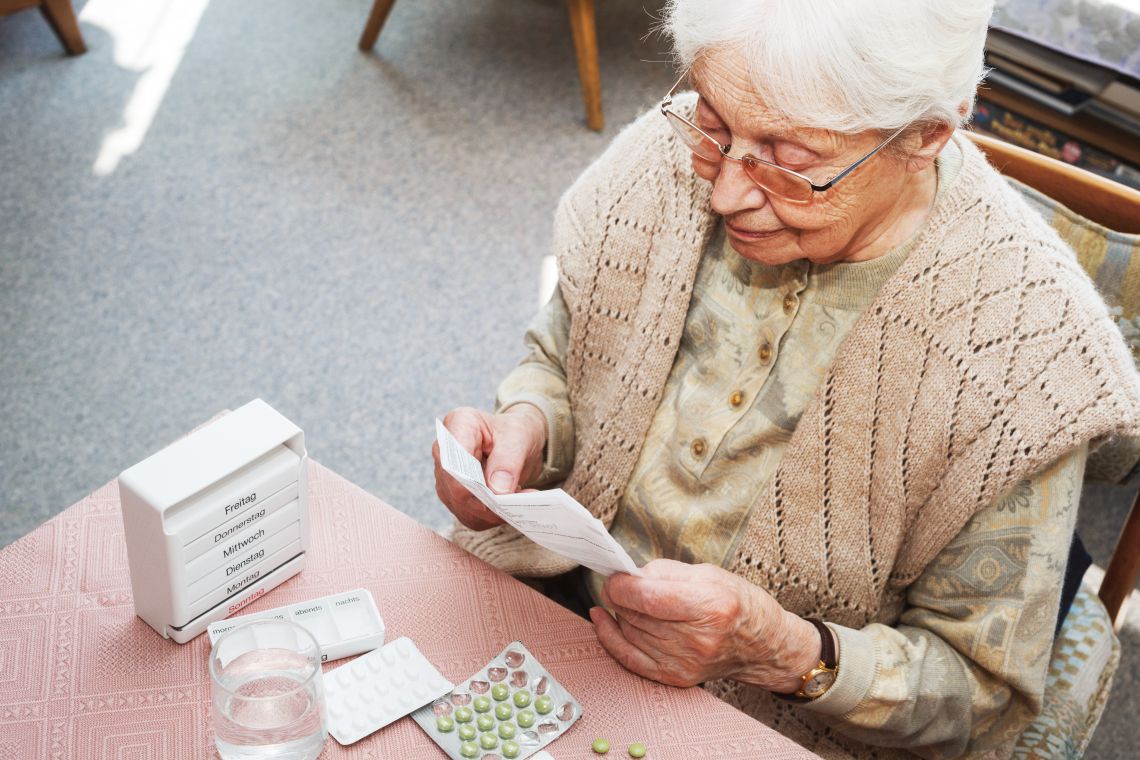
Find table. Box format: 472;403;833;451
0;457;820;759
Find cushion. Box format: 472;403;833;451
1012;581;1120;759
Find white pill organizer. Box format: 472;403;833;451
207;589;385;663
119;399;308;643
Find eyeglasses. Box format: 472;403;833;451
660;74;907;204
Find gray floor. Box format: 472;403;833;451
0;1;1136;756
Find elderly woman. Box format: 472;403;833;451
433;1;1140;757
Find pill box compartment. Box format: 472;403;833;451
208;588;385;662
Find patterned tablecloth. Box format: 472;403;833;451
0;459;819;759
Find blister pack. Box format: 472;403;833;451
324;636;454;745
411;641;582;760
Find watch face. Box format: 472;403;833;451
802;669;837;699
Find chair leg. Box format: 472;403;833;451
39;0;86;56
565;0;603;131
1099;486;1140;632
359;0;397;52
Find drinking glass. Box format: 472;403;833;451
209;619;327;760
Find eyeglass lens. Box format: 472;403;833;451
664;110;813;203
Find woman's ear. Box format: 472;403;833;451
906;120;955;174
906;99;969;173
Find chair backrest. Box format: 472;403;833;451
967;130;1140;233
965;130;1140;631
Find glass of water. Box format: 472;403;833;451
209;619;327;760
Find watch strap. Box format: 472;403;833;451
804;618;837;668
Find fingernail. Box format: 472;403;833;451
489;471;513;493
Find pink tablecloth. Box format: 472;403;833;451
0;459;819;759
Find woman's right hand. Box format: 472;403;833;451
432;404;548;530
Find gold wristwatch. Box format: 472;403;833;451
789;618;838;701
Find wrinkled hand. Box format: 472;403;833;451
432;405;547;531
590;559;820;693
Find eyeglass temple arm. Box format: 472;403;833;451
660;72;689;111
811;125;909;191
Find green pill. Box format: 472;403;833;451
459;740;479;758
512;689;531;708
477;715;495;732
435;716;455;733
473;695;492;713
480;732;499;750
498;722;517;739
516;709;536;728
628;742;647;758
454;706;474;723
458;724;477;741
501;740;521;759
495;703;514;721
592;737;611;754
492;683;510;701
534;695;554;715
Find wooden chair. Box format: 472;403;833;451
0;0;86;55
966;130;1140;632
967;130;1140;235
358;0;604;131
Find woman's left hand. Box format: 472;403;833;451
591;559;821;693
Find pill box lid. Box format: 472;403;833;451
119;399;304;513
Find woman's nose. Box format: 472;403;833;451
709;159;768;217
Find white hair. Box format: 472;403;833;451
663;0;994;133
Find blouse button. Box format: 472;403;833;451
758;343;773;363
690;438;707;458
782;293;798;314
729;390;744;408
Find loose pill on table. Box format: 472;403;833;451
498;722;517;739
495;703;514;721
458;724;477;741
480;732;500;749
477;715;495;732
492;683;511;701
474;695;492;713
435;716;455;733
501;740;521;758
534;695;554;715
628;742;647;758
460;740;480;758
454;707;474;723
516;709;536;728
512;689;532;708
592;737;611;754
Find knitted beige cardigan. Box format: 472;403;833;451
454;96;1140;751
